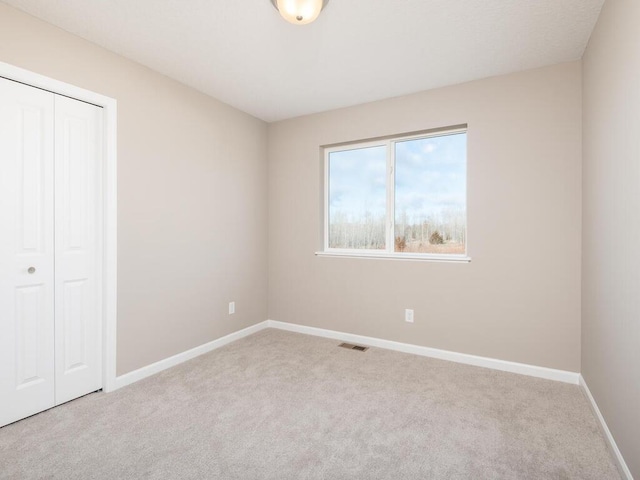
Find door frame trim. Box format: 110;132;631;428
0;61;118;393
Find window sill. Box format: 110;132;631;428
315;251;471;263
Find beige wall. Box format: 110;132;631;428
582;0;640;475
268;62;582;372
0;3;268;376
6;7;636;470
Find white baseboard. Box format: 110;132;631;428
113;321;269;390
579;375;633;480
267;320;580;385
113;318;579;389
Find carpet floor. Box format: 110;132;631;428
0;329;620;479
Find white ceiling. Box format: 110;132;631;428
2;0;605;122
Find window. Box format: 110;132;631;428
322;127;468;261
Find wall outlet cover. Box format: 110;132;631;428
405;309;414;323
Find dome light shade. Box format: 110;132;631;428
271;0;329;25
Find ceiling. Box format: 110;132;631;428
2;0;605;122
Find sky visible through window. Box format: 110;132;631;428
328;132;466;254
395;133;466;220
329;145;387;218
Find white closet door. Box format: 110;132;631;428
54;95;103;405
0;78;56;427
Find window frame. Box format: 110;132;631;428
320;127;470;263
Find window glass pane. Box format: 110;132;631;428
328;146;387;249
394;133;466;254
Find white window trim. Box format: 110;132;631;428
315;251;471;263
319;127;470;263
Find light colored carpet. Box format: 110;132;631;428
0;329;620;479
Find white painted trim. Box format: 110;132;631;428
579;375;634;480
113;321;270;390
0;61;119;394
267;320;579;384
0;61;116;109
315;251;471;263
103;99;118;393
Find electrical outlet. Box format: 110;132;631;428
229;302;235;315
405;309;414;323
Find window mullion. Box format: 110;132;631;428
324;149;330;251
386;140;395;253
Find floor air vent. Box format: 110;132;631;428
338;342;369;352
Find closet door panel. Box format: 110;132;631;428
0;78;55;427
54;95;103;405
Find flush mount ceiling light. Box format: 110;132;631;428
270;0;329;25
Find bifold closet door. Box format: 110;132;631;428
53;95;103;405
0;78;103;427
0;78;56;427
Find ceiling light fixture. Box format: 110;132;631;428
270;0;329;25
